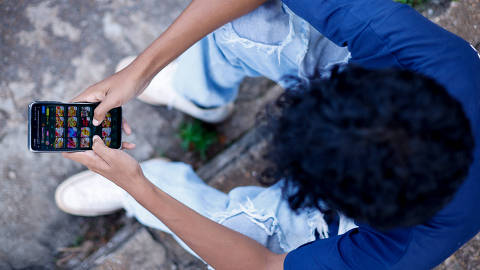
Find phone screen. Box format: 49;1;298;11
30;102;122;152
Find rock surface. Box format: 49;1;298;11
0;2;280;267
93;228;167;270
1;0;479;269
0;0;190;268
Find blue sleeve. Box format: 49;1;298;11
284;227;412;269
281;0;480;123
281;0;480;269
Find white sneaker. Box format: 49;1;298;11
116;56;234;123
55;170;125;216
56;158;171;216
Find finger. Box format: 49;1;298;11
92;135;115;164
93;96;118;126
122;142;136;150
62;151;109;171
122;119;132;135
71;83;106;103
62;152;90;164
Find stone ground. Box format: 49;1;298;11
0;0;479;269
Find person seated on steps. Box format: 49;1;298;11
56;0;480;269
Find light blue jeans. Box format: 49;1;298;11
122;160;356;261
172;0;350;108
122;0;355;262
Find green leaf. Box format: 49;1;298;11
178;120;218;160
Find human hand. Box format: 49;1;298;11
72;60;149;126
63;135;144;191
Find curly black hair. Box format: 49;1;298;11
264;65;474;230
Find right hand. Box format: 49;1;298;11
72;61;149;126
63;135;144;191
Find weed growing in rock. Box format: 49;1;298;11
179;120;217;160
395;0;428;7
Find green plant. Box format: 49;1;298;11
395;0;427;7
179;120;217;159
73;235;84;247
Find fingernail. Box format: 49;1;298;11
93;119;99;126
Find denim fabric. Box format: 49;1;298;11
123;0;356;262
173;0;350;108
122;160;356;261
231;0;290;45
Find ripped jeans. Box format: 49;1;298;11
122;0;355;262
122;161;356;261
172;0;350;108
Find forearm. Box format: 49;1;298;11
130;176;285;270
130;0;267;83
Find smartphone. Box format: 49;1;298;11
28;101;122;152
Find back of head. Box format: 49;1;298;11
264;65;474;230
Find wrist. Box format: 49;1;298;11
130;48;169;84
127;175;170;213
123;174;153;199
119;57;155;92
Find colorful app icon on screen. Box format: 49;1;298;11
56;106;65;116
46;107;51;124
105;112;111;118
41;127;45;143
67;137;78;148
55;117;64;128
54;138;64;148
103;137;111;147
55;128;64;137
68;117;78;127
81;127;91;137
68;106;77;117
102;128;111;137
81;117;90;127
81;107;91;117
80;137;90;148
68;127;77;137
102;117;112;127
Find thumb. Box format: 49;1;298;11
93;97;117;126
92;135;113;164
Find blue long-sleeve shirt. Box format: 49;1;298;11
281;0;480;269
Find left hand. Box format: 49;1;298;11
63;135;144;191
